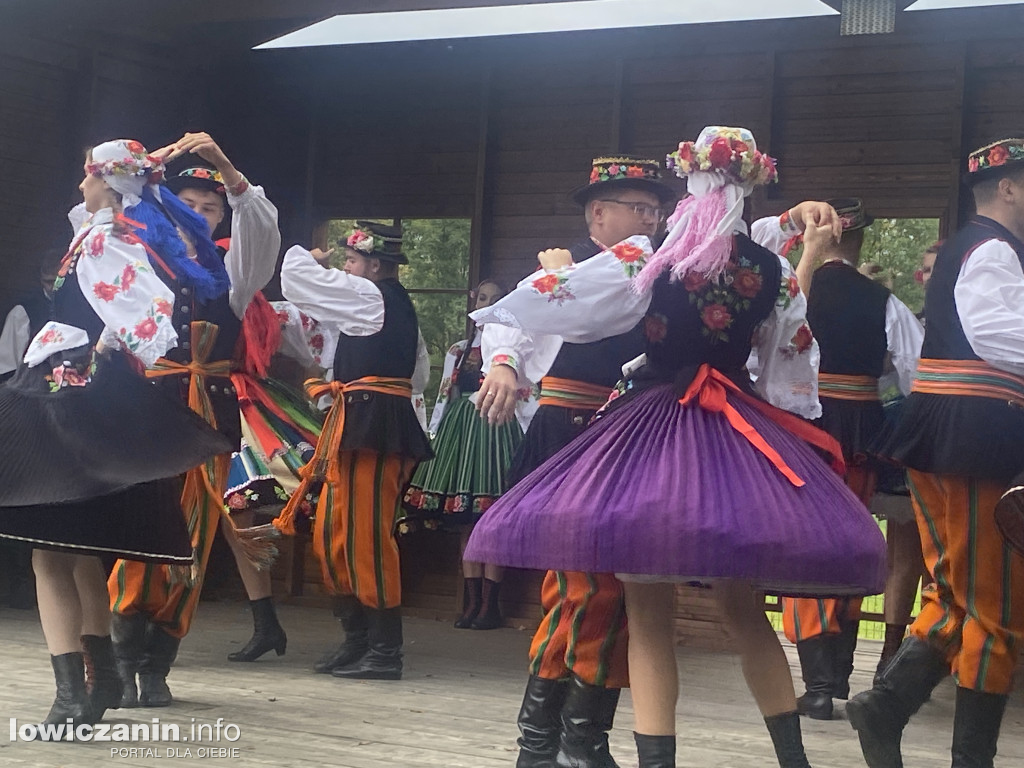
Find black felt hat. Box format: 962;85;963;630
965;137;1024;186
570;156;677;207
165;166;226;197
341;221;407;265
826;197;874;232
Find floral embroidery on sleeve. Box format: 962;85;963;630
531;272;576;304
776;273;800;311
610;241;647;278
789;323;814;354
491;353;519;373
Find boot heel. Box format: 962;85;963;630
275;639;287;656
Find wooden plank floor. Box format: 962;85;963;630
1;603;1022;767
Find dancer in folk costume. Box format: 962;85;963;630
753;198;923;721
0;139;230;730
270;223;432;681
475;156;675;768
107;133;280;707
849;136;1024;768
466;127;887;768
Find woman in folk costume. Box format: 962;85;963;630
107;136;280;708
0;140;230;731
402;279;536;630
465;127;886;768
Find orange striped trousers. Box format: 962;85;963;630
528;571;629;689
313;450;416;610
782;464;875;642
908;470;1024;694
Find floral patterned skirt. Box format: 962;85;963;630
400;395;522;530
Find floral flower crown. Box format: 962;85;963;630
346;229;375;254
87;139;165;183
666;128;777;187
588;157;662;185
967;137;1024;175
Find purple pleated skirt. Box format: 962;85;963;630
464;383;886;597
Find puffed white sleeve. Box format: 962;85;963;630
280;245;384;336
750;213;802;257
955;239;1024;377
0;305;31;375
428;339;465;435
885;294;924;395
412;330;431;432
59;225;178;367
470;236;654;345
272;300;336;369
749;255;821;419
224;184;282;319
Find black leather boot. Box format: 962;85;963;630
873;624;906;686
228;597;287;662
137;623;180;707
454;577;483;629
471;578;504;630
515;675;570;768
81;634;122;721
554;675;621;768
833;619;859;699
846;636;948;768
111;612;147;708
764;712;812;768
314;596;369;673
951;686;1008;768
38;653;92;733
332;607;403;680
795;635;835;720
634;733;676;768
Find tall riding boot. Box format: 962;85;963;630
228;597;287;662
764;712;812;768
81;634;122;721
795;635;836;720
833;619;859;700
873;624;906;685
554;675;621;768
111;612;148;708
39;652;92;731
314;595;369;673
950;686;1008;768
634;733;676;768
471;578;504;630
332;607;403;680
515;675;571;768
846;636;949;768
454;577;483;629
137;623;180;707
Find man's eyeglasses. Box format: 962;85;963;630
598;199;664;222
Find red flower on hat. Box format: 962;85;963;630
611;242;645;264
125;140;145;155
590;168;600;183
702;304;732;331
607;163;621;177
791;323;814;353
708;138;733;168
733;268;763;299
133;317;158;340
626;165;644;178
989;145;1010;167
677;143;695;163
532;273;560;294
731;139;750;154
968;156;981;173
93;281;120;302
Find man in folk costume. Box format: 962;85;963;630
848;136;1024;768
477;157;675;768
755;199;923;721
108;133;281;707
272;222;432;681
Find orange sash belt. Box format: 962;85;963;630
680;364;846;488
538;376;612;411
273;376;413;535
146;321;233;432
912;358;1024;408
818;372;880;402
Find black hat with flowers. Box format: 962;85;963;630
165;165;226;196
965;136;1024;186
825;197;874;232
570;156;677;207
341;220;407;265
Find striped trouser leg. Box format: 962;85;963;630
908;470;1024;694
108;454;231;639
312;450;415;610
528;571;629;689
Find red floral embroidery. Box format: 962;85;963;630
93;281;120;302
88;230;106;258
787;275;800;299
120;263;137;291
701;304;732;331
227;493;248;510
39;328;59;345
733;268;763;299
276;309;290;325
643;314;668;344
155;298;173;317
125;140;145;154
683;272;708;292
611;242;645;264
310;333;324;351
134;317;158;340
532;273;560;294
791;324;814;353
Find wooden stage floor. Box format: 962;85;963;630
1;603;1022;767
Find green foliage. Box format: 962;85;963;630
323;218;472;407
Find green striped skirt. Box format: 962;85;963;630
402;394;523;529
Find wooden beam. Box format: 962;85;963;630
609;54;625;153
470;65;495;292
947;41;967;234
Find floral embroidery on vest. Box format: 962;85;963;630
682;253;764;344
